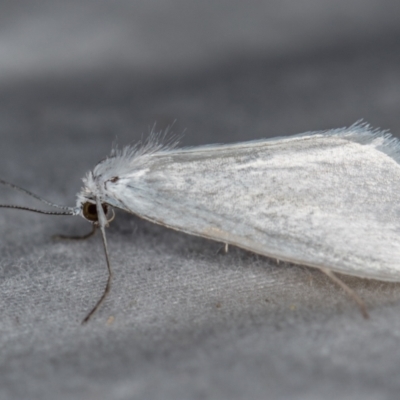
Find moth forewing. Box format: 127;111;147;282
96;126;400;283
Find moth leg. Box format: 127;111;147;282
53;224;97;240
106;209;116;224
217;243;229;255
82;207;112;324
320;268;369;319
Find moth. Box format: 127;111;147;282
2;122;400;322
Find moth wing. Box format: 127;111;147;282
104;126;400;281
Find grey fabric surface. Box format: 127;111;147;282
1;2;400;400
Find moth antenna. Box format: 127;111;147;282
82;198;113;324
0;204;74;215
320;268;369;319
0;179;72;211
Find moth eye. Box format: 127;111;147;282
110;176;119;183
82;202;108;222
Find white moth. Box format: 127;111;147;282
2;122;400;322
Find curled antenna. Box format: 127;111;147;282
0;179;75;215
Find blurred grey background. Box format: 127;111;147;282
1;0;400;81
1;1;400;399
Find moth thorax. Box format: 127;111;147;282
82;202;108;222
